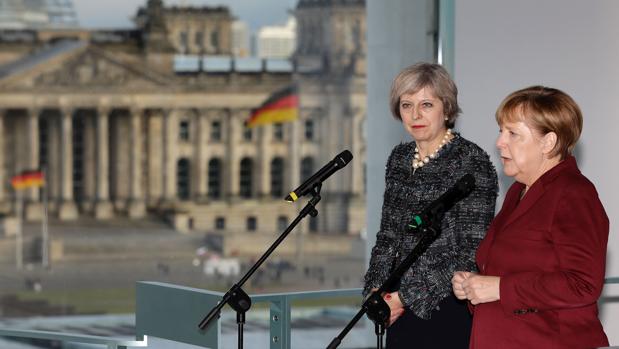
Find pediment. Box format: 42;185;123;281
0;45;174;91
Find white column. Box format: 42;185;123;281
196;109;208;199
223;109;240;198
95;107;113;219
28;109;40;201
58;108;78;220
257;115;270;198
129;108;146;218
24;108;43;221
163;109;177;200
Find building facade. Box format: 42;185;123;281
0;0;366;237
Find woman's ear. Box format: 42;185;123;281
541;132;558;155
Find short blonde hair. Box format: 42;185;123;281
496;86;582;160
389;62;461;128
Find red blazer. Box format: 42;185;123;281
471;156;609;349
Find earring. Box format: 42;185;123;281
444;116;448;121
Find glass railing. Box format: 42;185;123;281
0;278;618;349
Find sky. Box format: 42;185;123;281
72;0;298;31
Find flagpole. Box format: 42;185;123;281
16;188;23;270
41;167;49;269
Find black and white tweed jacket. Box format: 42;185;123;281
363;133;498;320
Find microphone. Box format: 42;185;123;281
408;174;476;230
285;150;353;202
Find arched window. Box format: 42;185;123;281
208;158;222;199
270;157;285;197
300;156;314;182
177;158;191;200
239;157;253;198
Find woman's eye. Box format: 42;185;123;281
422;102;432;108
401;103;410;109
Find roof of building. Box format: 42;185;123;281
0;39;84;79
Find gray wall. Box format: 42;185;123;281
454;0;619;343
365;0;436;266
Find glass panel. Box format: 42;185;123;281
0;1;444;347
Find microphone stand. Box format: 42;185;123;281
326;222;441;349
198;184;323;349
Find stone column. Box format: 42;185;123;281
225;109;240;198
257;114;270;198
163;109;177;201
351;109;365;195
196;109;208;199
25;108;43;220
58;108;78;220
289;117;301;191
129;108;146;218
95;107;113;219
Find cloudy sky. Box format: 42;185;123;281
72;0;297;31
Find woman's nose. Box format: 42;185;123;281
496;133;506;149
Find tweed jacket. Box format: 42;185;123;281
364;134;498;319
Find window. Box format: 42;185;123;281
195;31;204;51
179;120;190;141
177;158;191;200
243;127;253;141
208;158;222;199
39;117;49;168
270;157;285;197
273;123;284;141
179;31;188;53
277;216;288;231
239;157;253;198
211;30;219;51
215;216;225;230
300;156;314;182
211;120;221;141
304;119;314;140
246;216;257;232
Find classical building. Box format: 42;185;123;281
0;0;366;236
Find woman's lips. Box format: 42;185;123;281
411;125;425;129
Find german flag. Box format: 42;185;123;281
245;85;299;127
11;170;44;189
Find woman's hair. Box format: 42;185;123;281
389;62;461;128
496;85;582;160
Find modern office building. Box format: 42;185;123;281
0;0;79;29
256;17;296;59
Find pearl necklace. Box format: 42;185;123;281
412;129;453;170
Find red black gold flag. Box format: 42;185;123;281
11;170;44;189
245;85;299;127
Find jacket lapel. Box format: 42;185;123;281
498;156;578;230
500;181;545;229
